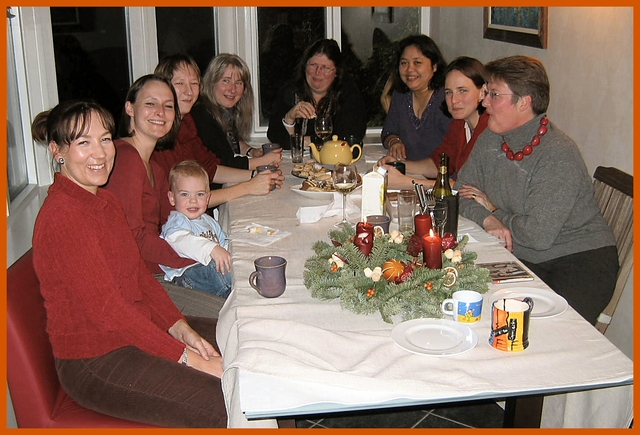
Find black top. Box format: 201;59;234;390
190;102;249;171
266;76;368;149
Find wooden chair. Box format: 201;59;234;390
592;166;634;334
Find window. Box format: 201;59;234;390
156;7;216;74
256;7;325;126
7;10;28;202
50;7;129;126
341;7;420;127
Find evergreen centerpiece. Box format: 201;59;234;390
303;224;491;323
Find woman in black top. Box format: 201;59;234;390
193;53;281;171
267;38;367;150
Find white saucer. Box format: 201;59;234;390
488;287;568;318
391;318;478;356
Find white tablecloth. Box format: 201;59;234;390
216;148;633;428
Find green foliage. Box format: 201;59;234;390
303;227;491;324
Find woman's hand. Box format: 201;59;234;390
252;148;283;169
210;245;232;274
249;169;284;194
185;349;224;378
285;101;316;122
377;155;398;166
459;184;497;213
169;319;220;360
388;141;407;160
482;215;513;252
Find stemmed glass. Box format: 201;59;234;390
432;200;448;237
332;163;358;228
315;113;333;145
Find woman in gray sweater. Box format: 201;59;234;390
456;55;617;325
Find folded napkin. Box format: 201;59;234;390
230;223;291;246
296;192;360;224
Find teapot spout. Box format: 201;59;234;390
309;142;321;163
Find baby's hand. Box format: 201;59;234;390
211;245;232;274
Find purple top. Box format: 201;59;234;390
381;89;452;161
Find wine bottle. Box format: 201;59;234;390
432;153;453;198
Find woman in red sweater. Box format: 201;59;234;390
31;100;227;427
378;57;489;190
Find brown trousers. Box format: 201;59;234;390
55;316;227;427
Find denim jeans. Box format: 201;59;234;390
172;261;232;298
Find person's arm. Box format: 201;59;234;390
207;168;284;208
163;229;217;266
381;92;407;159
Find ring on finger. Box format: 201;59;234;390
472;193;477;199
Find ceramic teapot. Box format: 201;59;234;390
309;135;362;166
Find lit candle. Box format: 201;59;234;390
414;214;433;239
422;229;442;269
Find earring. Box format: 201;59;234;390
58;158;65;165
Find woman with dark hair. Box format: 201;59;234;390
192;53;282;173
382;34;452;161
267;38;367;149
379;56;489;189
31;99;227;427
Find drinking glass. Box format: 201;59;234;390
432;200;448;237
315;114;333;144
332;163;358;228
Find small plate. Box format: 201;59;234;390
488;287;568;319
391;318;478;356
290;184;334;200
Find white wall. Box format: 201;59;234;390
430;7;633;177
431;7;633;360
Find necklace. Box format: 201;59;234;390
501;116;549;161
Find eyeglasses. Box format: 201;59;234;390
485;91;519;100
306;63;336;75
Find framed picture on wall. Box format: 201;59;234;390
483;7;548;49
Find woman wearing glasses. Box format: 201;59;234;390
457;56;618;325
382;34;452;161
267;38;367;149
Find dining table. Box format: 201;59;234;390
216;144;633;428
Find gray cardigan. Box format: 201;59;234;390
457;114;616;264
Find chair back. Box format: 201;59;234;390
7;249;156;427
592;166;633;333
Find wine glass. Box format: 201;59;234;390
431;200;448;237
314;113;333;145
332;164;358;228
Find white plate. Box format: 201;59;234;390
391;318;478;356
290;184;334;200
488;287;568;319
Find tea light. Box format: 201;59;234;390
414;214;433;239
422;229;442;269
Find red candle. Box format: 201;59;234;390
414;214;433;239
354;221;374;256
422;229;443;269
